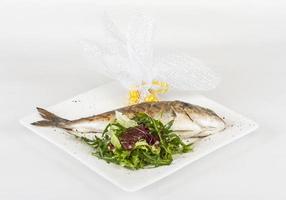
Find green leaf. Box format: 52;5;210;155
115;111;137;128
134;140;149;147
110;132;122;149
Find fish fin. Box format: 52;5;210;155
31;120;56;127
31;107;69;127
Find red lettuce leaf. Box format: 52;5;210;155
120;125;159;150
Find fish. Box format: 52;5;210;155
31;100;226;141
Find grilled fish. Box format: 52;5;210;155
32;100;226;140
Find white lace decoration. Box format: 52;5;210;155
81;12;220;104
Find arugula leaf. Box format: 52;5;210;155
82;113;192;170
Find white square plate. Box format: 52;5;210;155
20;82;258;192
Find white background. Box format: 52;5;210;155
1;0;286;199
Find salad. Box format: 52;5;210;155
82;112;192;170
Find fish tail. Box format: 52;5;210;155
31;107;70;128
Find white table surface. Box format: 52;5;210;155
1;1;286;199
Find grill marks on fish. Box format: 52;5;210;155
31;100;226;140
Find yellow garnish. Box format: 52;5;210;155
128;80;169;105
144;93;159;102
128;90;140;104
